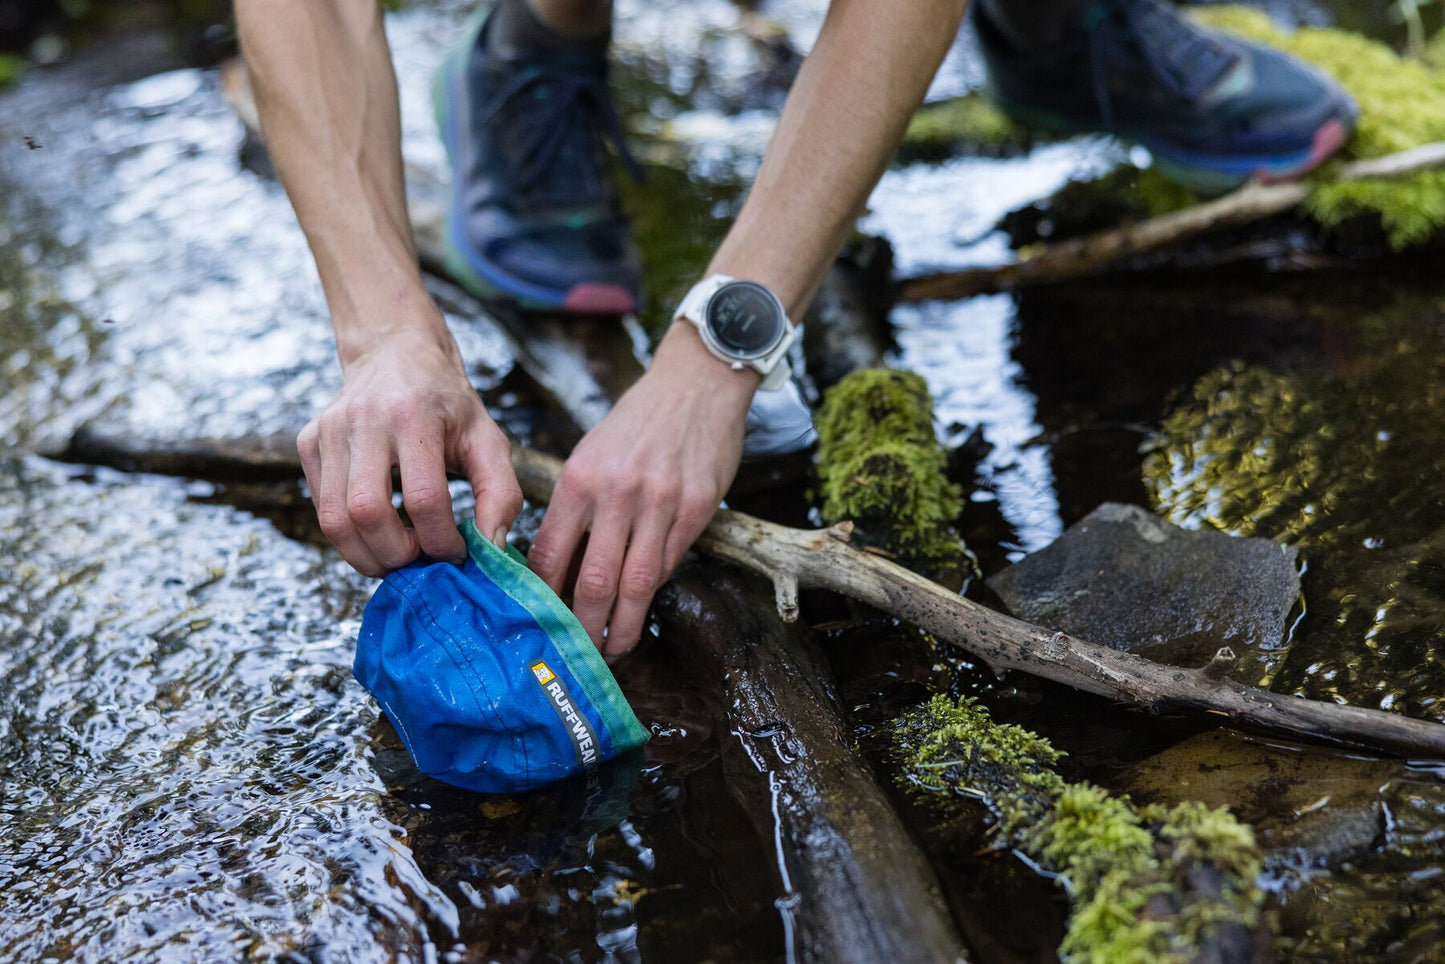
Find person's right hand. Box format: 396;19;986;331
297;323;523;577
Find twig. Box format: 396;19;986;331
899;141;1445;303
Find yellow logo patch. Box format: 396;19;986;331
530;661;556;685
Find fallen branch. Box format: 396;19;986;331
899;141;1445;303
513;446;1445;759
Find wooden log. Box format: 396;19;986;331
899;142;1445;303
657;567;965;964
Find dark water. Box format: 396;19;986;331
4;0;1445;961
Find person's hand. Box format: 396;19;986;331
528;324;757;659
298;323;523;577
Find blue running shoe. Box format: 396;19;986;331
973;0;1357;194
433;12;643;313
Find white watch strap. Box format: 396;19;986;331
675;274;734;325
675;274;795;391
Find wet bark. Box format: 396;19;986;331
801;237;895;391
656;567;965;964
899;142;1445;303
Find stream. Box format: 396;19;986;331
4;1;1445;961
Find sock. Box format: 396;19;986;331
486;0;611;59
979;0;1089;51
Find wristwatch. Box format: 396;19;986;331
675;275;797;391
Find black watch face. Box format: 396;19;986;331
706;282;783;358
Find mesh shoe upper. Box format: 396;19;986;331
975;0;1357;161
436;14;642;303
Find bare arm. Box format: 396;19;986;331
236;0;521;575
530;0;969;655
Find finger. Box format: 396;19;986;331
315;418;384;576
297;421;322;506
570;508;630;650
662;492;721;575
605;509;670;659
459;420;523;549
397;423;465;563
346;422;419;571
528;484;590;595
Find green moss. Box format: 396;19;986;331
0;54;24;89
893;696;1266;963
815;370;965;571
1190;6;1445;248
1424;27;1445;71
901;94;1032;163
1134;167;1202;218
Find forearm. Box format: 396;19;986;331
236;0;449;369
711;0;967;316
653;0;967;381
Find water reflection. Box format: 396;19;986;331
1145;294;1445;720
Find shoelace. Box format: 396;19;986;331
476;63;643;196
1086;0;1238;127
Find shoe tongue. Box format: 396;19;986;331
499;64;617;211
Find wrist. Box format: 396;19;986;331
651;322;761;408
334;294;459;374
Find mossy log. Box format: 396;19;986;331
893;696;1268;963
899;142;1445;304
815;369;965;576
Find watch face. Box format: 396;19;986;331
706;282;783;358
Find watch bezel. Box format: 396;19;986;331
702;280;787;361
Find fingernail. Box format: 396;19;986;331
492;525;509;549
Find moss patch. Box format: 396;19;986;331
1190;6;1445;248
894;696;1266;963
0;54;24;89
901;94;1033;163
815;369;965;572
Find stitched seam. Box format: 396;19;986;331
463;522;649;751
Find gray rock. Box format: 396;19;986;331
987;502;1300;683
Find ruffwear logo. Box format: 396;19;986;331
528;660;598;767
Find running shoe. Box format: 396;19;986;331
432;12;643;312
974;0;1357;194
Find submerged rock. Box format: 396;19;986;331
1119;729;1397;863
987;502;1300;683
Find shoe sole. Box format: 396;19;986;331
990;91;1353;195
431;48;637;315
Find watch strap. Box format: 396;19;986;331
675;274;795;392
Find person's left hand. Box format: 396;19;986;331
528;325;757;659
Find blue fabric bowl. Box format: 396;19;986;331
355;520;650;793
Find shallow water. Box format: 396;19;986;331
5;0;1445;961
